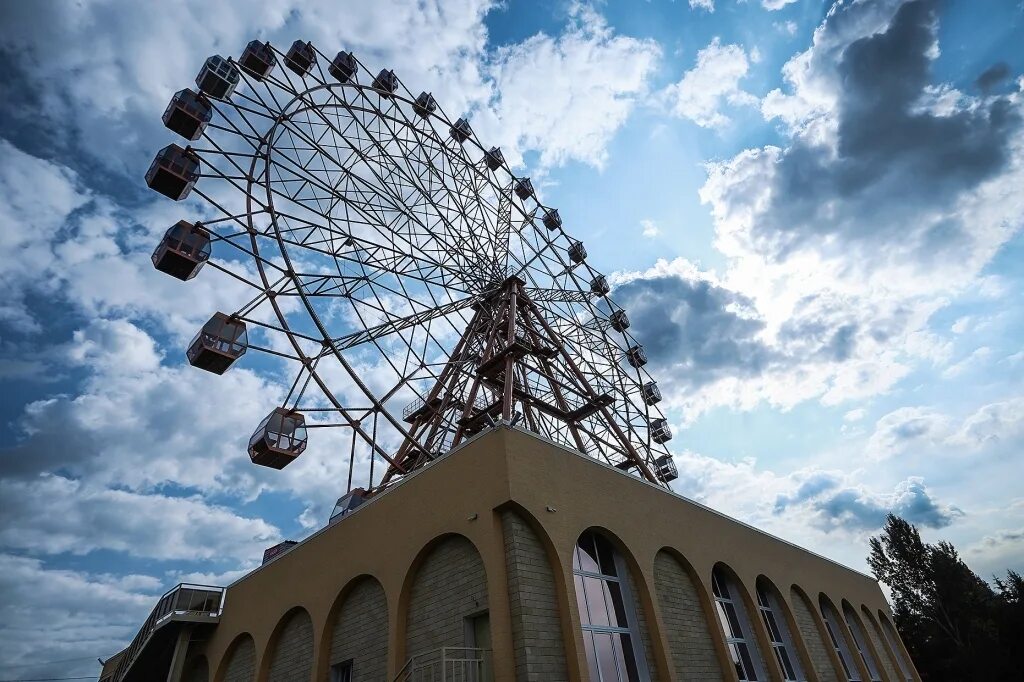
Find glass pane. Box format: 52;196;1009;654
606;581;630;628
583;630;601;682
776;646;796;680
615;634;640;682
716;601;737;639
577;533;600;573
723;602;744;638
756;586;770;608
584;576;611;627
595;534;618;576
575;574;591;626
737;642;757;681
727;642;745;678
762;610;782;643
595;632;620;682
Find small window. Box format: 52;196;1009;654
330;659;353;682
712;568;763;681
756;584;804;681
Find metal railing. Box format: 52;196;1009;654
395;648;489;682
110;583;225;682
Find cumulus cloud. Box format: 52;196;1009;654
866;397;1024;458
662;38;758;128
640;219;660;238
762;0;799;10
690;0;715;12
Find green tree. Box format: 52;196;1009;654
868;514;1005;680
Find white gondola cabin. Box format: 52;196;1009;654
195;55;240;100
285;40;315;77
145;144;200;201
248;408;308;469
162;89;212;141
152;221;211;280
239;40;276;81
651;418;673;444
642;380;662;405
187;312;247;374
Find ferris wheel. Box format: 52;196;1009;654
146;39;678;500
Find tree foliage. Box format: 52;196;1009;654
868;514;1022;681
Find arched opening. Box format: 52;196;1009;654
266;607;314;682
326;576;388;681
571;528;652;681
841;601;881;681
754;577;805;682
857;607;901;681
788;585;838;681
217;633;255;682
819;595;859;681
877;611;915;681
710;564;766;681
404;534;489;666
653;549;723;682
501;509;569;679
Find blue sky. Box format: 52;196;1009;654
0;0;1022;677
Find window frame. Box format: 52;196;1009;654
329;659;353;682
755;584;804;681
573;531;650;682
711;569;763;682
843;607;881;682
820;602;860;682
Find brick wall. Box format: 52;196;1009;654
405;534;489;661
329;577;388;681
879;616;914;681
221;635;255;682
790;589;841;682
501;511;569;682
859;611;898;681
267;609;314;682
653;551;724;682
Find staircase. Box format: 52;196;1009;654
394;647;489;682
109;583;225;682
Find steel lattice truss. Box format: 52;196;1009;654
147;40;676;497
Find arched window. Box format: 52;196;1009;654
573;530;649;682
843;605;881;682
755;582;804;681
820;598;859;681
712;567;764;681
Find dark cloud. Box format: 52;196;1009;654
613;275;774;386
757;0;1021;258
808;477;962;532
975;62;1011;93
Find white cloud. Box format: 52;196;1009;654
477;3;660;170
941;346;992;378
867;397;1024;458
662;38;758;128
0;474;280;561
867;406;953;459
762;0;799;10
948;397;1024;449
640;219;661;238
690;0;715;12
843;408;866;422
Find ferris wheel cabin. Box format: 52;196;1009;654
642;380;662;405
248;408;308;469
145;144;200;201
187;313;248;374
413;91;437;118
329;51;358;83
285;40;316;77
625;344;648;368
514;177;534;200
152;221;211;281
239;41;276;81
162;89;212;141
195;55;240;100
609;309;630;332
650;417;673;444
568;240;587;263
450;118;473;143
373;69;399;97
484;147;505;171
542;208;562;231
590;274;610;297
